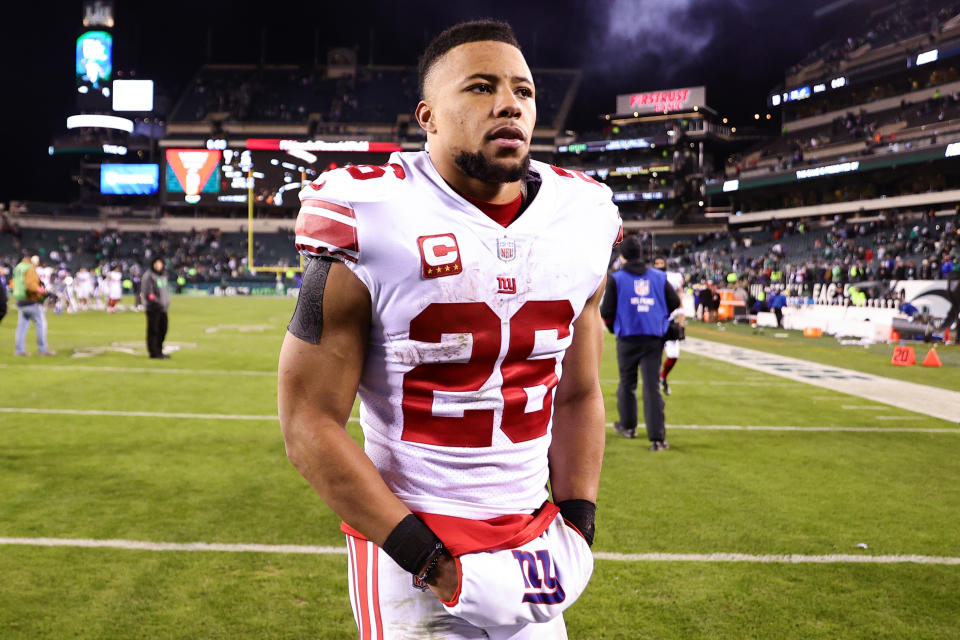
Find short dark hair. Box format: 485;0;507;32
620;235;644;262
418;20;522;98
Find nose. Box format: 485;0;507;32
493;86;522;119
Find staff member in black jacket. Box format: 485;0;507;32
141;258;171;359
600;235;681;450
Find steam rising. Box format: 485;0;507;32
590;0;746;80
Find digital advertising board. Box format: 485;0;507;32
100;164;159;195
615;86;706;115
112;79;154;112
162;139;400;206
76;30;113;87
165;149;221;204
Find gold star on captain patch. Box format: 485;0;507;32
444;265;451;272
427;267;434;275
452;264;460;271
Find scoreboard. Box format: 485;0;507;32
162;139;401;207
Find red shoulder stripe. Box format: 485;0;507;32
295;210;358;257
300;198;355;219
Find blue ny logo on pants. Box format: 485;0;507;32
512;549;566;605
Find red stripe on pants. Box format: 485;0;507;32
354;537;371;639
370;544;383;638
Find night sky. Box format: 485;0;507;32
0;0;869;203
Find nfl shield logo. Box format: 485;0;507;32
634;279;650;296
497;237;516;262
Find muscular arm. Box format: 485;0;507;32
278;260;411;546
549;279;607;506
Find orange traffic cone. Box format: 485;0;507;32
922;348;942;368
946;327;951;343
889;329;900;342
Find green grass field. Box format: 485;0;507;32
1;298;958;639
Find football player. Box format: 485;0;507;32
653;257;685;396
279;20;621;639
106;265;123;312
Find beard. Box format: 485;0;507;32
454;149;530;184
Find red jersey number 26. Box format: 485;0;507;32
401;301;575;448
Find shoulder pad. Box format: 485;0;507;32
299;162;408;206
537;161;612;200
536;161;622;247
294;162;408;262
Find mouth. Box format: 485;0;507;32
486;126;527;149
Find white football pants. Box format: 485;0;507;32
346;513;593;639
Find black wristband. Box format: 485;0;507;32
381;514;444;575
558;499;597;546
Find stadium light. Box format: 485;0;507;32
67;114;134;133
731;127;737;133
916;49;938;66
722;117;728;124
765;114;771;120
754;113;760;120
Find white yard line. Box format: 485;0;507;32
592;551;960;565
1;537;956;565
0;363;275;377
841;405;889;410
649;424;958;434
599;378;790;387
1;409;955;433
0;408;277;421
681;337;960;424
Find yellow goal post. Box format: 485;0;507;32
246;169;306;276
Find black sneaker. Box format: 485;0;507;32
613;422;637;439
660;378;670;396
650;440;671;451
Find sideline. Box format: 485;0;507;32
1;537;957;565
681;337;960;424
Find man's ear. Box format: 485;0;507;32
415;101;437;134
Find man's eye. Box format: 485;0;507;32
516;87;534;99
469;84;493;93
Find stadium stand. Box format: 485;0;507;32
170;64;579;131
651;209;959;293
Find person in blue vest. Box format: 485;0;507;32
600;235;681;450
769;289;787;328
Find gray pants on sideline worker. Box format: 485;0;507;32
616;338;666;442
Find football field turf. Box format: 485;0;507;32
1;297;958;639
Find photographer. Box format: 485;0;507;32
12;254;54;356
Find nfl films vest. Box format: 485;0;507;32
611;267;669;338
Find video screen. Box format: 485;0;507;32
100;164;159;195
113;79;154;112
165;149;222;204
162;143;394;207
76;30;112;87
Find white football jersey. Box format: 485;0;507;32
36;266;54;288
296;151;621;520
666;271;683;292
108;271;123;299
76;271;94;295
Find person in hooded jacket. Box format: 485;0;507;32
600;235;681;450
141;258;171;359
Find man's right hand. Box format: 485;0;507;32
426;550;459;603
